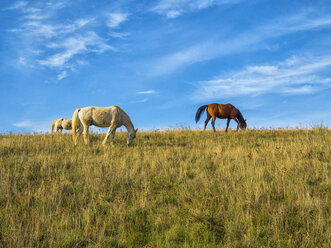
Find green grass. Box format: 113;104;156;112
0;129;330;247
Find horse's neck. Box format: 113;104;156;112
123;118;134;133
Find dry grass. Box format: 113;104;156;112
0;128;330;247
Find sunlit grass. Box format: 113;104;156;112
0;128;330;247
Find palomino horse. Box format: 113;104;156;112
72;106;137;146
195;103;247;132
51;118;74;134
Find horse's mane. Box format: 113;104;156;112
237;110;245;124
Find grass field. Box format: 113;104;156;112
0;129;330;247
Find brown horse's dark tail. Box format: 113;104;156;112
195;105;208;123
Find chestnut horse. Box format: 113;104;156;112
195;103;247;132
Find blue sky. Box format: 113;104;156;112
1;0;331;133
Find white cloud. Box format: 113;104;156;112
4;1;110;78
136;90;156;94
23;21;57;37
75;18;93;28
38;32;113;68
13;119;53;132
134;98;149;103
108;31;130;39
19;17;93;38
149;12;331;76
263;15;331;36
166;10;182;19
23;13;48;20
76;60;88;66
4;1;28;10
13;120;32;128
151;0;243;18
245;66;278;75
24;7;41;13
107;13;128;28
18;57;27;65
45;1;69;11
193;54;331;100
57;70;67;80
150;42;214;76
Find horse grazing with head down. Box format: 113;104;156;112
51;118;74;134
72;106;137;146
195;103;247;132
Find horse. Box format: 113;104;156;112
195;103;247;132
51;118;75;134
72;106;137;146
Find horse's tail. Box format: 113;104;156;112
72;108;81;144
195;105;208;123
51;120;56;134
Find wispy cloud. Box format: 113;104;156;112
38;32;113;68
57;70;67;80
4;1;114;78
17;17;94;38
132;98;149;103
13;120;32;128
108;31;130;39
165;10;182;19
4;0;68;12
24;14;48;20
136;90;156;94
3;1;28;10
22;21;57;37
193;54;331;100
75;18;93;28
149;12;331;76
107;12;128;28
45;1;70;11
18;57;27;65
149;42;214;76
151;0;243;18
13;119;53;132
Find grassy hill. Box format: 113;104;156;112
0;129;330;247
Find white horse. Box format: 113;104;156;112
51;118;76;134
72;106;137;146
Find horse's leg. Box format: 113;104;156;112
75;126;83;144
82;124;89;145
204;113;211;130
226;118;231;132
234;118;240;131
59;128;63;134
211;117;216;132
109;127;117;146
103;124;116;146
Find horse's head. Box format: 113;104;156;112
127;128;138;147
240;119;247;130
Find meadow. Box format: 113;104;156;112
0;128;330;247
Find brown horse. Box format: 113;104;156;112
195;103;247;132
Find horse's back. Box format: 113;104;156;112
55;118;62;127
61;118;72;129
207;103;219;114
208;103;238;118
79;106;122;127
